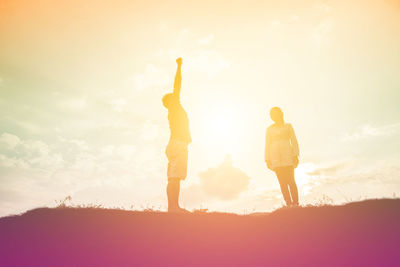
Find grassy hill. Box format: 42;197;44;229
1;199;399;267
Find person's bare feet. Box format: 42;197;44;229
285;203;299;208
168;207;191;213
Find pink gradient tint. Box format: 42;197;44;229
1;199;399;267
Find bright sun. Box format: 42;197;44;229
210;113;234;140
196;105;247;156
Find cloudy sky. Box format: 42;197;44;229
1;0;399;216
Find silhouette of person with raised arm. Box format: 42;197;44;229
265;107;300;207
162;57;192;213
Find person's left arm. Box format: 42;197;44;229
289;124;299;168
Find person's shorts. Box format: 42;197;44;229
166;139;188;180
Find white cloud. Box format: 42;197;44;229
134;64;169;92
303;161;400;204
58;137;89;150
197;155;251;200
181;155;252;209
304;161;350;177
0;130;166;216
343;123;400;141
0;133;21;150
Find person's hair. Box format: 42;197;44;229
162;93;173;108
270;106;284;123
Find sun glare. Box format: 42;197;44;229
210;112;234;140
197;105;247;157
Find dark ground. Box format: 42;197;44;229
1;199;399;267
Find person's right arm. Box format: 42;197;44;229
265;128;273;170
172;58;182;99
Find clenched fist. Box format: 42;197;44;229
176;57;182;66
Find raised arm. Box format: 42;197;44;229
173;57;182;98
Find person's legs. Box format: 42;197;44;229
275;168;292;206
287;167;299;206
166;140;189;213
167;178;181;210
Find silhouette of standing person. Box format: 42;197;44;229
265;107;299;206
162;58;192;213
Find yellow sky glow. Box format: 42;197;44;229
0;0;399;216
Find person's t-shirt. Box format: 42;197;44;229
265;123;299;168
168;100;192;144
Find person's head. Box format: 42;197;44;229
270;107;284;124
162;93;175;109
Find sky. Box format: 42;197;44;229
0;0;400;216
